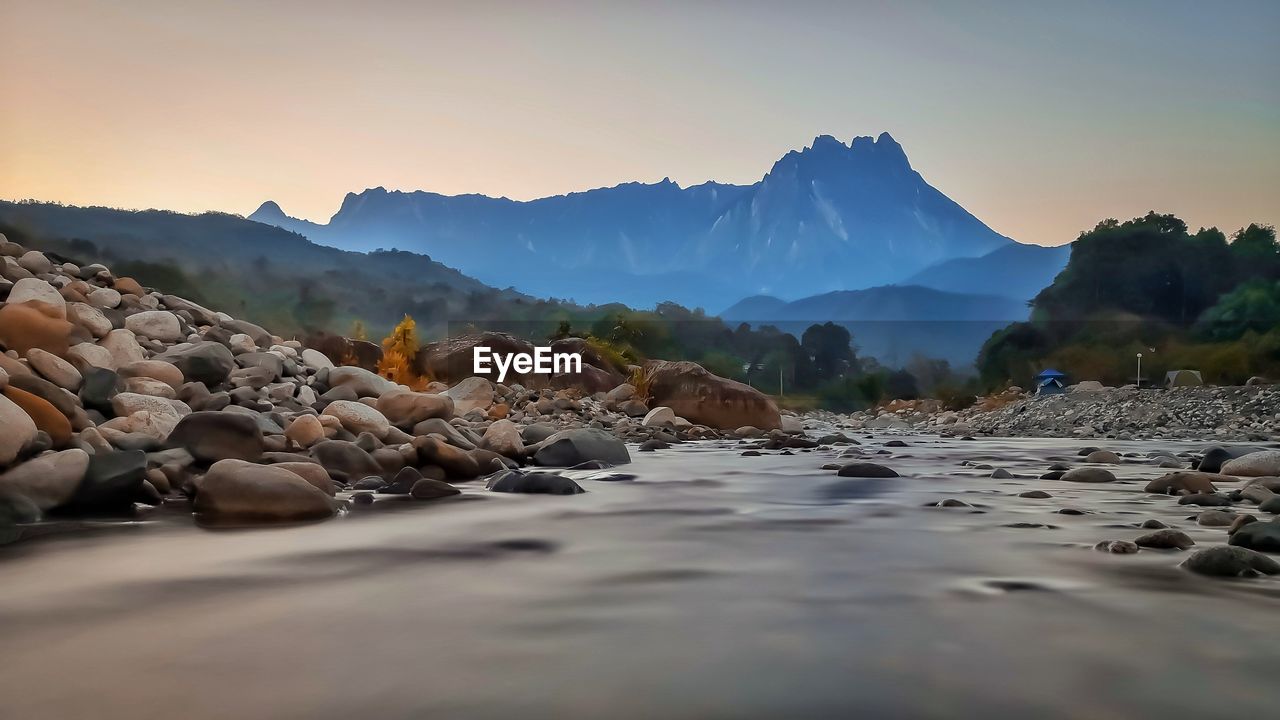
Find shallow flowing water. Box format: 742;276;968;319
2;433;1277;718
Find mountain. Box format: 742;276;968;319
904;242;1072;303
720;285;1030;367
250;133;1015;309
0;200;569;339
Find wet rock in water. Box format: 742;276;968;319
639;439;670;452
194;459;335;521
884;440;908;448
67;449;148;511
167;411;265;463
0;492;41;524
352;476;387;491
413;437;482;479
836;462;898;478
932;498;972;508
1095;540;1140;554
1077;446;1100;456
410;476;462;500
1228;514;1258;534
350;491;374;505
1019;490;1052;499
1177;493;1232;507
270;462;336;496
1197;510;1240;527
380;467;422;495
1181;546;1280;578
0;448;89;510
1221;450;1280;477
1144;471;1219;496
990;468;1013;479
1134;528;1195;550
1140;519;1169;529
1259;497;1280;514
1084;450;1121;464
310;440;384;480
1061;467;1116;483
741;450;761;457
487;470;585;495
532;428;631;467
1228;519;1280;552
1040;471;1066;480
1057;508;1087;515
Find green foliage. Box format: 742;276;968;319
979;213;1280;389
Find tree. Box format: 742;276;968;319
377;314;428;389
801;322;856;382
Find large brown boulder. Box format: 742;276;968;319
194;459;335;521
2;385;72;447
641;360;781;431
416;332;537;385
0;301;75;357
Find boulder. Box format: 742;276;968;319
69;450;148;510
0;301;74;356
155;342;237;386
194;459;335;521
0;448;89;510
410;477;462;500
99;329;147;368
0;393;39;467
1222;451;1280;477
270;461;336;496
487;470;585;495
532;428;631;467
1061;467;1116;483
310;440;384;480
1229;519;1280;552
118;359;185;391
1144;471;1219;495
65;303;112;338
285;414;326;448
836;462;899;478
167;411;265;463
326;366;396;398
642;406;677;428
642;360;781;431
26;348;82;391
415;332;536;385
1134;529;1195;550
3;385;72;447
481;419;524;458
322;400;391;439
1181;546;1280;577
375;389;453;429
109;392;183;439
445;377;494;415
1084;450;1121;464
7;278;66;317
124;310;183;342
413;436;482;479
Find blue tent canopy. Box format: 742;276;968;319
1034;368;1066;379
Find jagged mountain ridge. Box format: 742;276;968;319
250;133;1021;308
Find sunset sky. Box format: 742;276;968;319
2;0;1276;246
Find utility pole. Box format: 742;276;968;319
1136;353;1142;389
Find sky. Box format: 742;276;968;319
1;0;1277;246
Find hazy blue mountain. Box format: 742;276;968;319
250;133;1015;309
904;242;1072;303
720;284;1030;367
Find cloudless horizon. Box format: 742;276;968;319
2;0;1277;246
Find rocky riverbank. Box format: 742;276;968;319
0;235;789;535
832;384;1280;442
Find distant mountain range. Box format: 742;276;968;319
250;133;1067;310
720;285;1030;366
